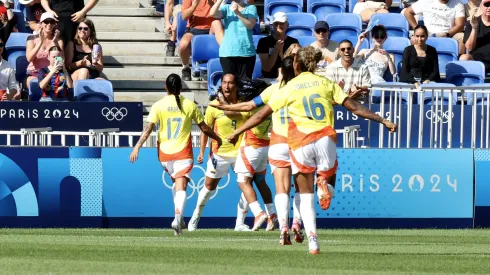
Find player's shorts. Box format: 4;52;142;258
289;136;338;177
161;158;193;179
235;145;269;182
268;143;291;174
205;153;236;179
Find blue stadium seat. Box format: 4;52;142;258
295;35;316;47
369;13;409;38
253;35;265;48
12;9;29;33
9;52;28;83
307;0;345;21
5;32;30;55
264;0;302;18
252;56;262;79
371;82;415;104
467;83;490;105
29;77;42;102
349;0;359;13
383;37;410;70
421;83;458;105
74;79;114;102
207;58;222;96
331;35;369;50
426;37;458;75
176;12;187;44
325;13;362;42
285;12;316;37
446;61;485;86
191;34;219;76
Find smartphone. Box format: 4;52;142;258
54;56;63;70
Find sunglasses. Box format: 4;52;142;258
340;47;352;52
43;20;56;25
0;43;4;48
484;2;490;7
315;29;328;34
374;34;386;39
78;27;89;31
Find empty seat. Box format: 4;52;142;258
207;58;223;96
191;34;219;76
426;37;458;75
265;0;302;18
307;0;345;21
421;83;458;105
253;35;265;49
383;37;410;70
5;32;31;55
176;12;187;44
446;60;485;86
285;12;317;37
369;13;409;38
74;80;114;102
10;53;28;83
252;56;262;79
467;83;490;105
325;13;362;42
294;35;317;47
12;9;29;33
371;82;416;104
29;77;42;102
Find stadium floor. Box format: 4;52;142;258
1;229;489;274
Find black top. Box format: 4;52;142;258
464;16;490;68
256;35;298;78
26;3;45;22
400;45;440;84
72;44;92;64
50;0;84;16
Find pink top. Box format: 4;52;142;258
27;38;56;77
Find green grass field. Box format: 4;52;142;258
1;229;490;274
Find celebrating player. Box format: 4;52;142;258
129;73;222;236
227;46;397;254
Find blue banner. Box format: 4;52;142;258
0;102;143;131
474;149;490;227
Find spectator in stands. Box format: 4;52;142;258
466;0;482;21
0;38;20;101
354;25;396;84
21;0;45;33
256;12;298;81
353;0;391;23
164;0;181;57
310;21;339;75
38;46;73;102
179;0;224;81
210;0;258;78
65;18;103;81
284;43;300;57
404;0;465;55
41;0;99;46
460;0;490;73
400;25;440;89
326;39;371;101
26;12;64;88
0;0;16;58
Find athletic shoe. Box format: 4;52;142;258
291;221;304;243
234;224;252;232
279;226;292;245
171;218;183;236
251;212;268;231
182;67;192;81
308;233;320;255
317;176;334;210
188;213;200;232
180;218;186;229
266;213;278;231
166;41;176;57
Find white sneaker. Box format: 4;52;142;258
188;213;200;232
171;218;183;236
308;234;320;255
234;224;252;232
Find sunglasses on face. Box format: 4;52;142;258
315;29;327;34
340;47;352;52
374;34;386;39
78;27;89;31
43;20;56;25
0;43;4;48
484;2;490;7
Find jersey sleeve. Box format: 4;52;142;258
267;88;289;112
147;103;159;124
192;103;205;125
204;105;216;126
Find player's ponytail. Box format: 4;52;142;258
166;73;183;112
281;56;295;87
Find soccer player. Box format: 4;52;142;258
210;56;303;243
227;46;397;254
129;73;222;236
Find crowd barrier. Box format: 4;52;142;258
0;147;486;228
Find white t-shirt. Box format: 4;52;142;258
411;0;465;34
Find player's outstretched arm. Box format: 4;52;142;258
209;100;257;112
198;122;222;150
342;98;398;132
227;105;274;144
129;122;155;162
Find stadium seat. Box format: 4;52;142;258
29;77;42;102
253;35;265;48
295;35;317;47
5;32;30;55
369;13;409;38
307;0;345;21
446;61;485;86
426;37;458;75
349;0;359;13
252;56;262;79
191;34;219;76
285;12;316;37
467;83;490;105
371;82;415;104
264;0;302;18
207;58;222;96
383;37;411;70
74;79;114;102
176;12;187;44
421;83;458;105
325;13;362;42
331;35;369;50
12;9;29;33
9;52;28;83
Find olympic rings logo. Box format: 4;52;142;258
425;110;454;124
101;107;128;121
161;165;231;200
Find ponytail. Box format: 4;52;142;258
166;73;183;112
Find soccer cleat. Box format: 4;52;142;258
171;219;183;236
266;213;278;231
182;67;192;81
291;221;304;243
317;177;334;210
279;226;292;245
166;41;176;57
251;212;268;231
188;213;200;232
308;233;320;255
180;218;186;229
234;224;252;232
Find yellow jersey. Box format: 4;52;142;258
205;100;249;158
257;83;288;145
147;95;204;162
267;72;349;150
242;105;272;148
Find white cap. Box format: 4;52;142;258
19;0;34;4
272;12;287;23
39;12;58;23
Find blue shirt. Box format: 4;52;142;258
219;4;257;58
38;68;71;99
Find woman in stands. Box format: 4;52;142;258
353;0;391;23
129;73;222;236
354;25;396;84
400;25;440;89
65;18;104;81
26;12;63;89
209;0;258;78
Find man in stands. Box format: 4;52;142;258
0;0;15;60
310;21;339;76
404;0;466;55
179;0;224;81
0;38;20;101
256;12;298;82
21;0;45;33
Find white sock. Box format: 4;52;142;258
182;64;189;68
174;190;187;222
274;193;289;229
193;186;212;216
249;201;264;217
293;192;302;224
172;184;177;200
236;192;249;226
265;203;276;216
300;193;317;237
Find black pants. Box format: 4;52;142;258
58;15;78;48
220;56;256;79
